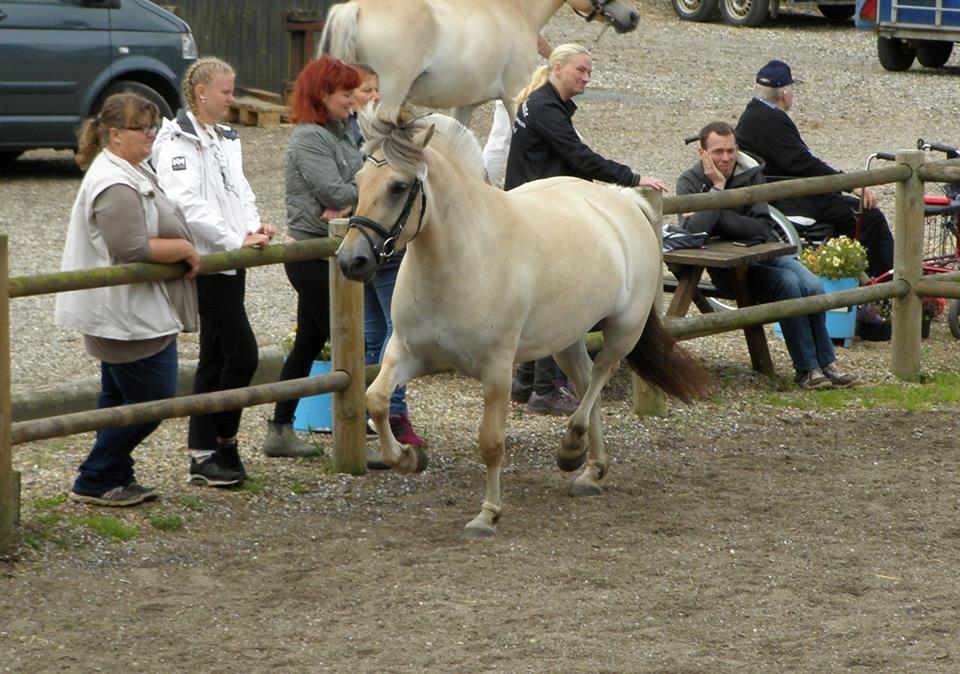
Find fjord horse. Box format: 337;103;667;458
318;0;640;125
337;113;707;538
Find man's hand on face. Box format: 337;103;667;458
699;148;726;190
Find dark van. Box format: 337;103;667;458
0;0;197;162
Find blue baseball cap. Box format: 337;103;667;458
755;60;802;88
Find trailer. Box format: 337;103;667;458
672;0;855;26
857;0;960;70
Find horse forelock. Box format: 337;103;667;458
359;109;485;180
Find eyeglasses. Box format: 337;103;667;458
123;125;159;136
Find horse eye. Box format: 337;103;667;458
390;181;409;196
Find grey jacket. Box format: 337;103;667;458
286;120;362;239
676;151;777;241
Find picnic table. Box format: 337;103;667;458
663;239;798;376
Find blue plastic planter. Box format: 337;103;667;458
293;360;333;433
774;276;858;348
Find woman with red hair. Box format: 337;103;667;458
260;56;363;458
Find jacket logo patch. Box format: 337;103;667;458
171;156;187;171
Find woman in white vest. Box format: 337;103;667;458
56;92;200;507
153;57;275;488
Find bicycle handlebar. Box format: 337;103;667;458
917;138;960;157
873;152;896;162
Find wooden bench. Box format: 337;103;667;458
663;239;797;376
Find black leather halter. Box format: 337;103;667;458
347;156;427;263
572;0;617;21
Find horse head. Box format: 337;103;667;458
567;0;640;33
337;114;436;283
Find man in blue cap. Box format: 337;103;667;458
735;60;894;280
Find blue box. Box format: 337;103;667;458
774;276;858;348
293;360;333;433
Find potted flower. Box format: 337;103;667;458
922;297;946;339
857;299;892;341
799;236;869;345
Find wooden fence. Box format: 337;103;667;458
2;152;960;555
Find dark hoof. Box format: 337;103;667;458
557;450;587;473
413;447;429;473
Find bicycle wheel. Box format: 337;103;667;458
948;299;960;338
705;207;802;312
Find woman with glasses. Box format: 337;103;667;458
56;92;200;506
153;56;277;488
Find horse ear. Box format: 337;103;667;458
416;124;436;149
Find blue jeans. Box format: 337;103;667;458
715;256;835;372
73;340;178;495
364;262;406;416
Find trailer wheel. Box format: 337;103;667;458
877;36;916;71
817;4;855;20
916;40;953;68
719;0;768;25
672;0;719;21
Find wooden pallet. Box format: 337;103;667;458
228;96;288;128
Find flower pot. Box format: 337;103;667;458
293;360;333;433
857;320;892;341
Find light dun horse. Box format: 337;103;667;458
318;0;640;125
336;113;708;538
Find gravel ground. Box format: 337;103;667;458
2;3;960;672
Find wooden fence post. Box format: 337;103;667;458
632;189;667;417
0;235;16;555
328;220;367;474
891;150;925;381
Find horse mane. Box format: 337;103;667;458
359;108;486;180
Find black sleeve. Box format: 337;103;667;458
526;100;636;186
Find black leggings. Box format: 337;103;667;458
273;257;331;425
188;271;259;449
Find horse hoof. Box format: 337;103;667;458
462;521;496;539
413;446;429;473
570;479;602;497
557;450;587;473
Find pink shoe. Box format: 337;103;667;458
389;413;426;449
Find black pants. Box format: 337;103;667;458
273;257;330;425
774;192;895;279
188;271;259;449
515;357;561;396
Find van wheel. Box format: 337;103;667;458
672;0;720;21
94;81;174;120
719;0;768;26
916;40;953;68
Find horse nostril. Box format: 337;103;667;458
349;256;370;275
630;10;640;24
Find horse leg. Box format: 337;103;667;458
451;104;479;127
463;361;512;539
367;338;428;474
556;343;625;496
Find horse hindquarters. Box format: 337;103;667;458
624;313;710;403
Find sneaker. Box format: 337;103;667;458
188;452;244;488
389;413;426;449
263;420;320;458
511;378;533;404
822;363;858;388
524;386;580;416
127;481;159;502
217;442;247;480
71;484;147;507
794;368;832;390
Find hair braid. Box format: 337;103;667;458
182;56;235;131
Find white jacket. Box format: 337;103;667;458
152;109;260;273
55;150;184;340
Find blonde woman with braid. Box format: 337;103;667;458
504;43;668;416
153;57;276;488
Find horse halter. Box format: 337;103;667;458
572;0;618;22
347;156;427;263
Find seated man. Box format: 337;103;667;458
677;120;857;389
735;60;894;280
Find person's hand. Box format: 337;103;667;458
322;206;352;221
698;149;726;190
256;223;277;240
183;247;201;279
635;175;668;192
852;187;877;210
242;232;271;249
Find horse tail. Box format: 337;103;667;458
319;1;360;61
624;312;710;404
